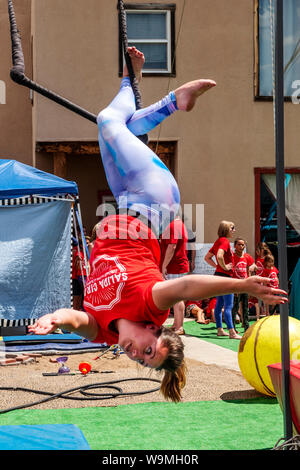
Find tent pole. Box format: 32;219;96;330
274;0;293;440
74;200;90;274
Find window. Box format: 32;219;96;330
255;0;300;99
254;168;300;277
119;4;176;76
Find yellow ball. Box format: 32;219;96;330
238;316;300;396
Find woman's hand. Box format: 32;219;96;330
242;276;288;305
27;309;99;341
225;262;233;271
28;312;63;335
161;265;168;280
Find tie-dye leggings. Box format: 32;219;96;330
97;77;180;234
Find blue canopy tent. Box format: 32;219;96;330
0;159;84;334
0;159;78;198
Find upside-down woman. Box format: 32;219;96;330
29;48;287;402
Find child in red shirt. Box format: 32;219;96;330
232;238;255;331
255;242;272;276
262;254;279;288
248;267;261;321
262;254;279;315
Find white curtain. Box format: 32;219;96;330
262;173;300;235
259;0;300;96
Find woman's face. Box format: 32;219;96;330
118;322;169;369
228;224;236;238
264;261;272;269
235;240;245;254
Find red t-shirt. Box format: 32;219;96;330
248;296;258;308
233;253;254;279
206;297;217;314
83;215;169;345
160;219;189;274
72;248;86;278
255;257;265;276
209;237;234;276
262;266;279;288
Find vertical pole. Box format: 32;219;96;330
274;0;293;440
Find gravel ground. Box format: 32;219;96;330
0;347;261;412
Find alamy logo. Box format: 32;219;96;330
291;80;300;104
0;81;6;104
95;201;205;243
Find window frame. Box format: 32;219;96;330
118;3;176;77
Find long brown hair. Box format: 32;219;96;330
256;242;271;256
264;254;275;267
156;327;187;402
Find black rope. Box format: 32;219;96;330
0;378;161;414
8;0;150;143
8;0;24;76
7;0;97;123
118;0;148;144
118;0;142;110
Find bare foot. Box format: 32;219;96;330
229;333;242;340
229;328;242;339
195;311;210;324
217;328;229;337
123;46;145;82
175;79;216;111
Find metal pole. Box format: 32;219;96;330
274;0;293;440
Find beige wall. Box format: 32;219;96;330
33;0;115;141
3;1;299;254
0;0;33;163
66;153;108;233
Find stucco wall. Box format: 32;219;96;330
0;0;33;163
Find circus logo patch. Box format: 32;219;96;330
234;260;248;279
267;270;279;288
83;255;127;311
256;260;264;276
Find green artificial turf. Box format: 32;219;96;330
0;321;286;451
0;397;284;450
182;320;255;352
